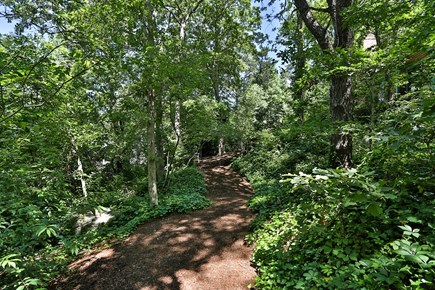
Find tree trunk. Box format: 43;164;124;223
330;75;353;168
294;0;354;168
71;138;87;197
77;154;88;198
155;94;165;182
147;89;158;206
329;0;354;168
330;75;352;122
164;99;181;185
145;0;158;205
174;100;181;141
218;137;225;156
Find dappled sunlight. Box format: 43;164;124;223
68;248;117;272
158;276;174;285
52;155;255;290
213;213;245;231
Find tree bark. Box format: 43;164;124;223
294;0;332;51
145;0;158;205
328;0;353;168
218;137;225;156
155;94;165;183
71;138;87;197
330;75;353;168
147;89;158;206
77;154;88;198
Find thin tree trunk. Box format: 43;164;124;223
145;0;158;205
147;89;158;206
155;94;165;182
174;100;181;141
218;137;224;156
71;139;87;197
165;100;181;185
77;154;88;198
173;16;184;164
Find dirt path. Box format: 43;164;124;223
51;155;256;290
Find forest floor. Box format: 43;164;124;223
50;154;256;290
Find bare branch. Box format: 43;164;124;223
161;5;182;26
174;1;184;18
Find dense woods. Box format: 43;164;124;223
0;0;434;289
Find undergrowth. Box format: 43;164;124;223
0;167;210;290
234;96;435;289
246;169;434;289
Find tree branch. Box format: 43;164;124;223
50;65;90;99
21;42;66;88
0;105;24;124
162;5;182;26
187;0;205;21
293;0;332;51
0;64;92;124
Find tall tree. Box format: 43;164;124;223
293;0;354;168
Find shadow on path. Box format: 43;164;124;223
51;154;256;290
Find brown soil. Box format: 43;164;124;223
51;154;256;290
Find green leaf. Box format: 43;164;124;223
367;202;383;217
0;254;20;269
398;225;413;232
411;232;420;238
395;249;411;256
405;255;429;264
418;255;429;264
406;216;422;223
382;193;397;200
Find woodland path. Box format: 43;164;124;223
51;154;256;290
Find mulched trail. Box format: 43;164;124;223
50;154;256;290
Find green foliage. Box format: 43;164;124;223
0;167;210;289
159;192;211;215
246;166;434;289
1;0;433;289
166;167;207;195
240;83;435;288
241;85;435;288
232;118;331;180
182;96;233;155
229;0;435;288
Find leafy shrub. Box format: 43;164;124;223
159;167;210;214
0;166;210;289
166;166;207;195
232;120;331;181
237;82;435;289
159;193;211;214
247;168;434;289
